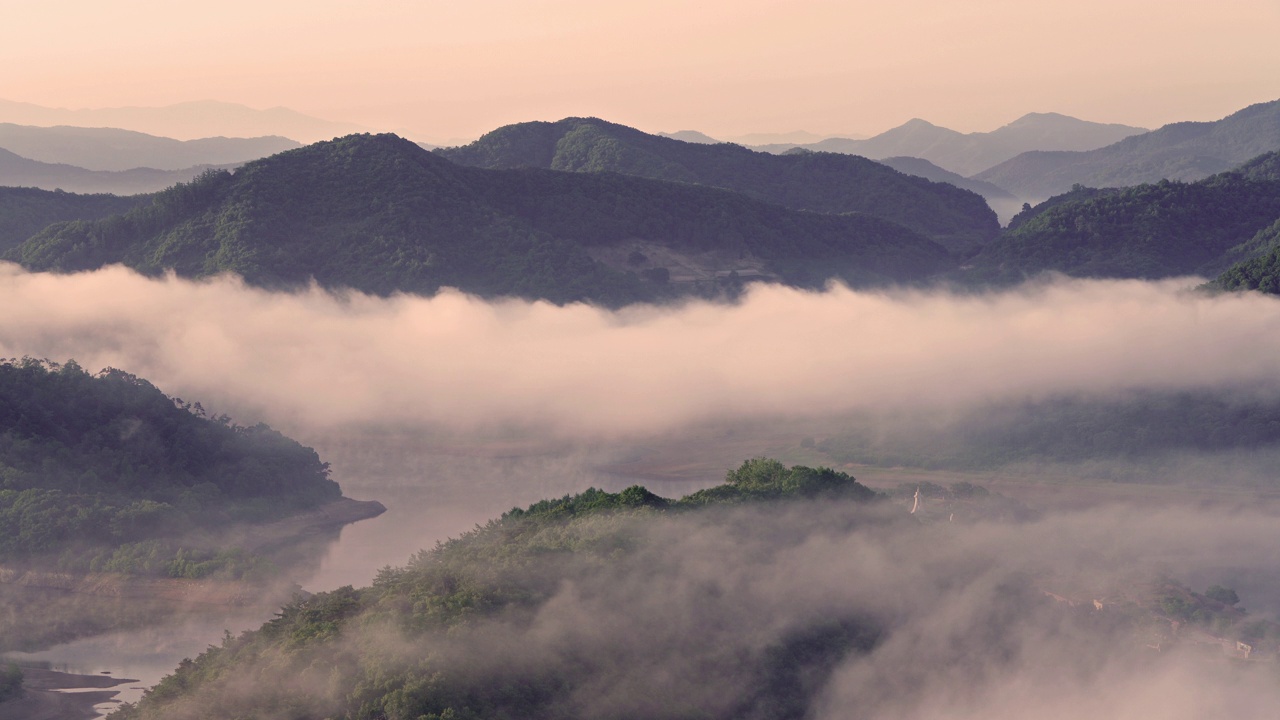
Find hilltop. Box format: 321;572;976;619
976;99;1280;201
752;112;1147;176
6;133;954;306
436;117;999;255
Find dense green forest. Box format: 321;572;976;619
112;460;883;720
6;134;954;307
0;358;340;572
0;186;141;253
0;663;20;703
962;151;1280;284
1212;219;1280;293
437;117;1000;254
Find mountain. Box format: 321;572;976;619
0;358;342;566
726;130;838;145
0;123;300;171
103;456;1257;720
976;99;1280;201
962;151;1280;284
0;99;365;143
873;155;1022;222
108;460;890;720
0;186;142;252
0;146;227;195
436;117;1000;254
6;134;954;306
752;113;1147;177
658;130;721;144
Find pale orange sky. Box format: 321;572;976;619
3;0;1279;142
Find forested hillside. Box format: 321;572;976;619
112;459;885;720
962;151;1280;283
437;117;999;254
108;456;1265;720
0;358;340;571
7;133;954;306
0;186;142;252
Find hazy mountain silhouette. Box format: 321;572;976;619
8;134;953;306
727;130;845;145
976;99;1280;201
0;99;365;143
437;117;999;254
0;123;299;171
658;130;722;144
751;113;1146;176
872;155;1021;222
0;147;229;195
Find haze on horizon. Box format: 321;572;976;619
3;0;1279;144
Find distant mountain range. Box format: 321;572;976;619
437;117;999;254
658;130;721;144
975;99;1280;201
750;113;1147;177
7;134;954;306
0;146;226;195
0;99;365;144
0;123;300;171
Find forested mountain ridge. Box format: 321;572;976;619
976;98;1280;201
0;358;342;572
961;150;1280;284
112;459;886;720
436;117;1000;254
6;133;955;306
0;186;143;253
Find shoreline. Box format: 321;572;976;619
0;668;139;720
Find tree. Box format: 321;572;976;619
1205;585;1240;606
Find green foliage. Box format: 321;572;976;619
112;460;880;720
965;155;1280;284
8;134;955;308
0;186;141;254
679;458;878;506
1210;219;1280;293
439;117;1000;254
1205;585;1240;606
0;357;339;565
0;662;21;703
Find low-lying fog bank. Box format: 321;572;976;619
3;263;1280;441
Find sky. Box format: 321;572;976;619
3;0;1280;143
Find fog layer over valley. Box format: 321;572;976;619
108;480;1280;720
2;263;1280;438
7;264;1280;718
